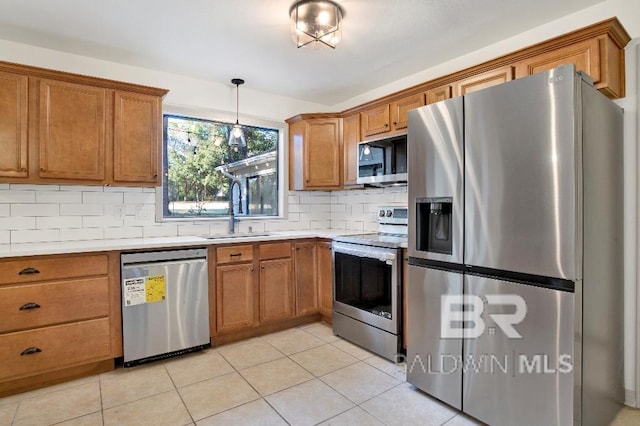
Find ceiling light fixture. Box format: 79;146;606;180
289;0;344;49
229;78;246;150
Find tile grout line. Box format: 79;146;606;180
161;362;197;426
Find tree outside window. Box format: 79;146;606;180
163;115;278;218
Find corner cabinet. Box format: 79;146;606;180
0;61;168;187
287;114;342;190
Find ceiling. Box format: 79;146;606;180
0;0;604;106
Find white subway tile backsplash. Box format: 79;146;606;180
36;191;82;204
104;226;143;239
82;216;124;228
124;192;156;205
59;185;104;192
0;190;36;203
287;204;310;213
105;186;143;193
0;184;408;245
60;204;104;216
143;225;178;238
0;217;35;230
11;229;60;244
9;184;58;191
177;224;210;236
83;192;124;204
36;216;82;229
11;204;59;217
59;228;105;241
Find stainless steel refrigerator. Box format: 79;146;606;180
407;64;624;426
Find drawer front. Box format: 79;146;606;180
259;242;292;260
0;277;110;333
0;318;112;381
0;254;109;285
216;245;254;264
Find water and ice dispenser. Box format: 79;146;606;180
416;197;453;254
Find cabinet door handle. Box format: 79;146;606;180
18;267;40;276
229;253;242;257
20;347;42;356
19;302;41;311
153;174;158;178
20;167;27;172
40;168;45;172
384;123;389;127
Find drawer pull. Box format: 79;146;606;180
229;253;243;257
19;302;41;311
18;267;40;276
20;347;42;356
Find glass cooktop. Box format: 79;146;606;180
333;233;407;249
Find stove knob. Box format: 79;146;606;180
378;210;386;217
386;210;393;217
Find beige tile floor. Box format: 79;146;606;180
0;321;638;426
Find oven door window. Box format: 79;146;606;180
334;252;392;320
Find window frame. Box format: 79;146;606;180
156;107;287;223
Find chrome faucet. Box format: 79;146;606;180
228;179;243;233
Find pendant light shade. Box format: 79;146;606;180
229;78;246;149
290;0;344;49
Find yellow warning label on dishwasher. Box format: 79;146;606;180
145;275;166;303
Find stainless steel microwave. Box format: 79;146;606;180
356;135;408;185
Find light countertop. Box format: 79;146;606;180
0;229;365;259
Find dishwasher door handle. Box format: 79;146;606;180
122;258;207;271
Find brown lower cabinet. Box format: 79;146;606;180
212;240;325;344
0;252;121;397
317;241;333;320
294;242;318;316
215;262;256;333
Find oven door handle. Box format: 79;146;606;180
333;242;397;263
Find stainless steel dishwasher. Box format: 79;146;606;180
121;248;209;367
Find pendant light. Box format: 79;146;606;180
229;78;246;150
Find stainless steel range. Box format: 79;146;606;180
332;206;407;361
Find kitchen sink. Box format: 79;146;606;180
204;232;273;239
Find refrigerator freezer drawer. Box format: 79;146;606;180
406;264;463;409
462;274;574;426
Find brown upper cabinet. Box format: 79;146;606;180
425;84;452;105
287;114;342;190
453;65;515;96
38;79;107;181
342;113;361;187
0;70;28;178
0;61;168;187
287;18;629;192
360;103;390;139
390;93;425;131
113;91;161;184
360;92;425;140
